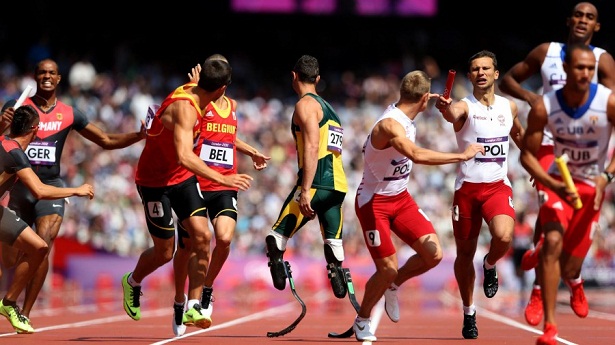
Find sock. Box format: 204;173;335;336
187;299;200;310
463;304;476;315
484;255;496;269
568;277;583;286
355;315;370;322
128;273;141;287
174;296;186;305
533;284;541;290
390;283;399;291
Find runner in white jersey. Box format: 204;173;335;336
520;43;615;345
437;50;524;340
499;2;615;327
352;70;484;342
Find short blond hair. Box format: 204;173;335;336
399;70;431;102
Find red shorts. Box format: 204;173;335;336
452;180;515;240
354;190;435;260
539;177;601;258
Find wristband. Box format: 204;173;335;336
602;171;614;183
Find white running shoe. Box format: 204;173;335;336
172;294;187;337
384;287;399;322
353;317;377;342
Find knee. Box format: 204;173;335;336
424;251;443;270
378;264;398;283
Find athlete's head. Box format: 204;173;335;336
197;58;232;92
293;55;319;84
11;105;39;137
567;2;600;43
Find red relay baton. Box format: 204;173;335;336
440;69;456;114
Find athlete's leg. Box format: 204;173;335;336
204;215;235;287
21;214;62;317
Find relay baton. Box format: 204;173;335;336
440;70;456;114
554;153;582;210
14;85;33;108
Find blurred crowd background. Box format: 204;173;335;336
1;0;615;292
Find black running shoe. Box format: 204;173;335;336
266;235;287;290
462;312;478;339
327;263;347;298
483;254;499;298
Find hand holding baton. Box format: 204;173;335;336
554;153;582;209
440;70;456;114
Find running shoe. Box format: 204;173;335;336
483;254;499;298
327;262;347;298
122;272;141;321
462;312;478;339
16;315;34;334
536;322;557;345
383;286;400;323
265;235;287;290
172;295;187;337
0;300;34;334
353;317;377;342
184;304;212;329
569;280;588;318
524;286;543;326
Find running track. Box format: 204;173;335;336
1;281;613;344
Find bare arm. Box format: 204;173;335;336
438;98;470;131
294;96;321;219
78;122;145;150
509;99;525;149
0;107;14;134
598;52;615;90
499;43;548;106
373;118;484;165
17;168;94;200
594;92;615;209
520;100;565;195
236;137;270;170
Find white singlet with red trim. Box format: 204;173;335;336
356;104;414;208
454;94;513;190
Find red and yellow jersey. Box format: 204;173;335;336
196;96;238;191
135;83;203;187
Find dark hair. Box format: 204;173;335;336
11;105;39;136
293;55;319;84
197;59;232;92
565;43;593;64
468;50;498;70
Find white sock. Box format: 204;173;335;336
128;273;140;287
187;299;200;309
483;255;496;269
390;283;399;290
463;304;476;315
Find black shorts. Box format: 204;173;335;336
177;190;238;241
136;176;207;240
8;178;66;226
0;206;29;245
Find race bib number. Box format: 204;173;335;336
147;201;164;218
365;229;381;247
144;104;160;131
476;136;508;163
26;142;57;165
327;124;343;154
199;139;234;169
